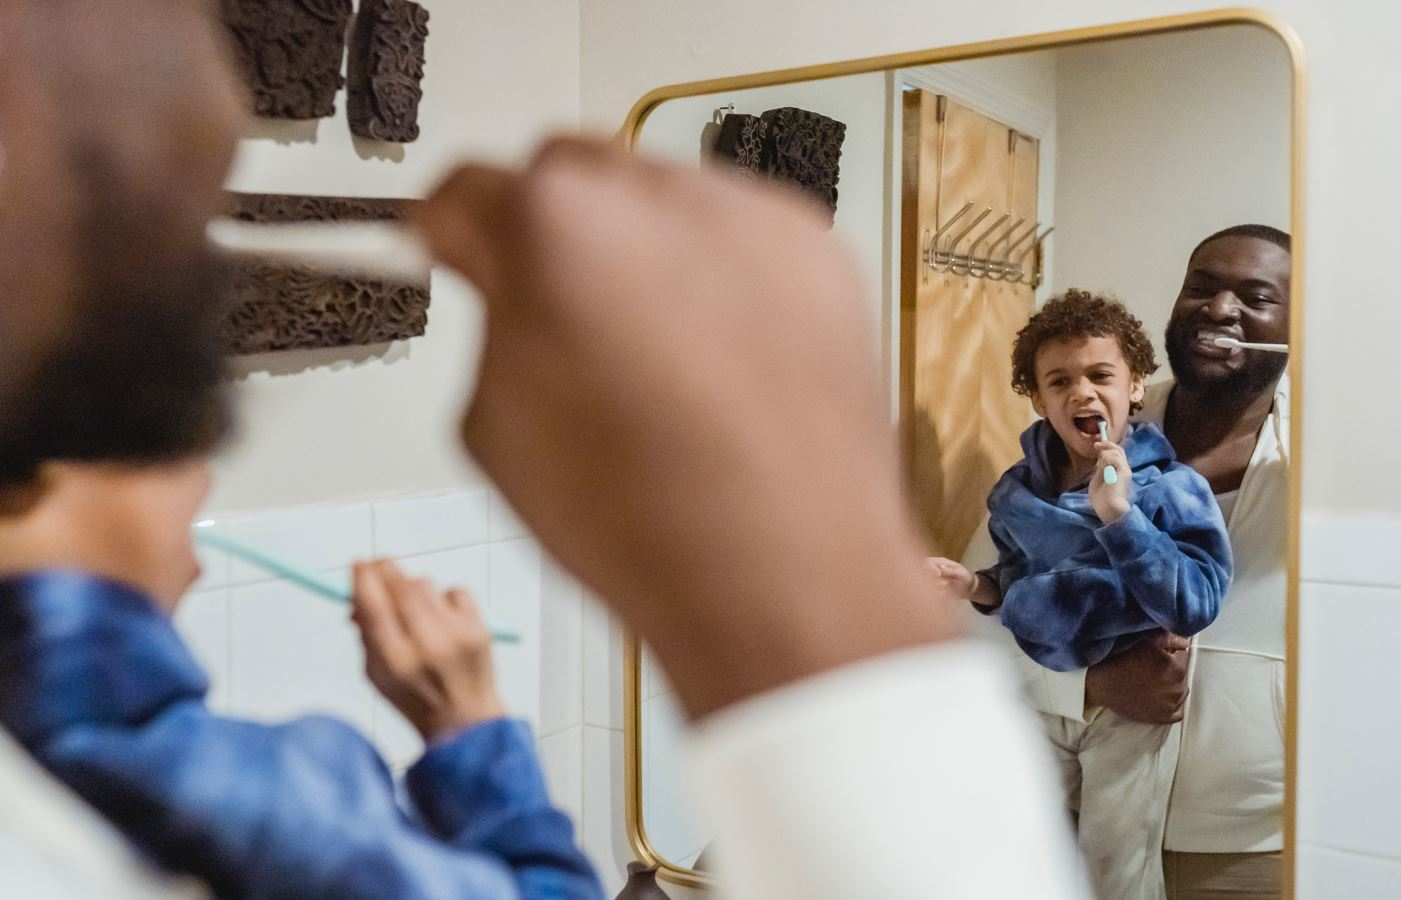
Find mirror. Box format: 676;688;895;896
625;14;1300;896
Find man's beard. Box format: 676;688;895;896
1164;319;1289;398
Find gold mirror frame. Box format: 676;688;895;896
619;8;1306;893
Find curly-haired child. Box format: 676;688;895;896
929;289;1232;900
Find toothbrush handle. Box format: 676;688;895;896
193;530;521;644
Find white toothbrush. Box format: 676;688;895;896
192;523;520;644
206;219;433;282
1098;420;1119;485
1213;336;1289;353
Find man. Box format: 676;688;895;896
982;226;1290;899
1;3;1092;898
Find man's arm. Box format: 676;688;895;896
415;139;1089;899
415;139;962;721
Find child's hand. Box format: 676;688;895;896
351;560;505;742
1089;438;1132;523
926;557;979;601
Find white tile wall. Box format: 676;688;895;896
540;560;584;739
583;594;625;731
490;538;544;732
540;726;585;828
372;489;490;558
223;505;373;586
1298;513;1401;898
583;725;632;898
643;693;708;867
1297;846;1401;900
225;572;375;733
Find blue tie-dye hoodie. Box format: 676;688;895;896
0;571;603;900
985;420;1232;672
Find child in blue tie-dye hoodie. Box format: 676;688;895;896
929;290;1231;900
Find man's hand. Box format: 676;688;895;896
351;560;505;742
414;138;960;719
1085;631;1191;724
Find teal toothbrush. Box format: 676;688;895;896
193;525;521;644
1098;420;1119;485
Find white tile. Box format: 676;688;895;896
490;539;542;731
643;695;710;865
1297;845;1401;900
225;575;374;734
1298;582;1401;858
539;726;584;828
1302;513;1401;589
539;561;583;738
582;726;630;898
223;505;373;585
488;490;531;541
583;595;624;730
371;697;424;771
173;588;229;709
372;489;490;558
394;546;491;605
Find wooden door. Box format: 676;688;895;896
900;90;1039;560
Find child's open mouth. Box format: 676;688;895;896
1073;414;1106;436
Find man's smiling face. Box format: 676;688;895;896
1164;234;1290;396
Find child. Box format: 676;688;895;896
0;266;601;898
929;290;1232;900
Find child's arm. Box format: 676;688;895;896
1094;465;1233;637
2;571;603;900
926;558;1003;610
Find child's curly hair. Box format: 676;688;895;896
1010;290;1159;411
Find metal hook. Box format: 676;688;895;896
944;206;992;274
924;202;974;270
984;217;1025;282
1014;226;1054;286
966;213;1010;278
712;103;736;125
1000;221;1040;281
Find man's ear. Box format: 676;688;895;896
1130;377;1146;406
1030;391;1047;419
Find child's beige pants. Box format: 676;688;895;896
1040;708;1182;900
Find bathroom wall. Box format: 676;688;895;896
582;1;1401;896
1050;26;1291;355
213;0;581;513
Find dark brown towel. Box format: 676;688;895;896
709;107;847;228
347;0;431;142
220;0;353;119
711;113;769;177
223;194;431;354
759;106;847;227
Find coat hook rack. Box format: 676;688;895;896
923;201;1052;286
